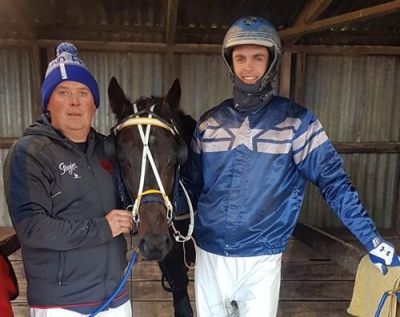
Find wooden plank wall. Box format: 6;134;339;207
9;238;355;317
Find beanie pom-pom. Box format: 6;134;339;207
56;42;78;57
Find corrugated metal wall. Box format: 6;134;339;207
80;51;166;134
175;54;232;118
299;153;399;228
0;48;34;137
0;47;34;226
299;55;400;228
0;49;399;229
304;55;399;142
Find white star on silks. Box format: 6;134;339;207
229;117;263;151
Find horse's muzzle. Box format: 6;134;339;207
139;233;173;261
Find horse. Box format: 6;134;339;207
107;77;196;317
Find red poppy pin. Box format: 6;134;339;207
100;159;113;175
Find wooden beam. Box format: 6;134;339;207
396;183;400;235
32;24;165;44
0;39;222;54
279;0;400;40
286;45;400;56
333;142;400;153
286;0;333;45
395;165;400;234
297;30;400;46
279;51;292;98
166;0;179;45
1;40;398;57
173;43;220;54
40;40;168;53
38;24;164;35
30;45;42;118
0;137;18;149
294;52;306;105
0;39;34;48
294;223;364;274
296;0;333;25
395;131;400;233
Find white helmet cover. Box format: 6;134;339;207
222;16;282;89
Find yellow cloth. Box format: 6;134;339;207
348;255;400;317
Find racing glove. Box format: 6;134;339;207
366;235;400;275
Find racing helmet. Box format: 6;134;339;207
222;16;282;89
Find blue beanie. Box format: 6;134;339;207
41;42;100;112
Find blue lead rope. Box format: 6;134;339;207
89;250;138;317
374;289;400;317
374;292;389;317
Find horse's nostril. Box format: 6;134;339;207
139;234;172;261
165;236;172;249
138;239;145;252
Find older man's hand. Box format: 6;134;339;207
106;209;133;237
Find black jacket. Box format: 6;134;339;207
3;115;128;313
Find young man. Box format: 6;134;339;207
187;17;400;316
3;43;133;317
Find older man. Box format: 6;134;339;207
4;43;133;317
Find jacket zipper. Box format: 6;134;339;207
58;251;64;285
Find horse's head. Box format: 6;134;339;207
107;77;188;261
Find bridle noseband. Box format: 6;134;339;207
114;101;194;242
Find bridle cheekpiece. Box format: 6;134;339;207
114;101;194;242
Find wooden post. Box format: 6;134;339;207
294;52;306;105
164;0;179;93
164;48;176;94
394;151;400;234
30;45;42;119
279;51;292;98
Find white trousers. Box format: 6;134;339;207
30;300;132;317
195;247;282;317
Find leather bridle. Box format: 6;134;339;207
113;102;194;242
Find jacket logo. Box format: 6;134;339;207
59;162;82;179
201;117;293;154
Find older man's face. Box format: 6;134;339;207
47;81;96;142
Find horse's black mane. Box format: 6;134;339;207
176;110;196;147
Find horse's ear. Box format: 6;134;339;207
164;78;181;110
108;77;133;122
